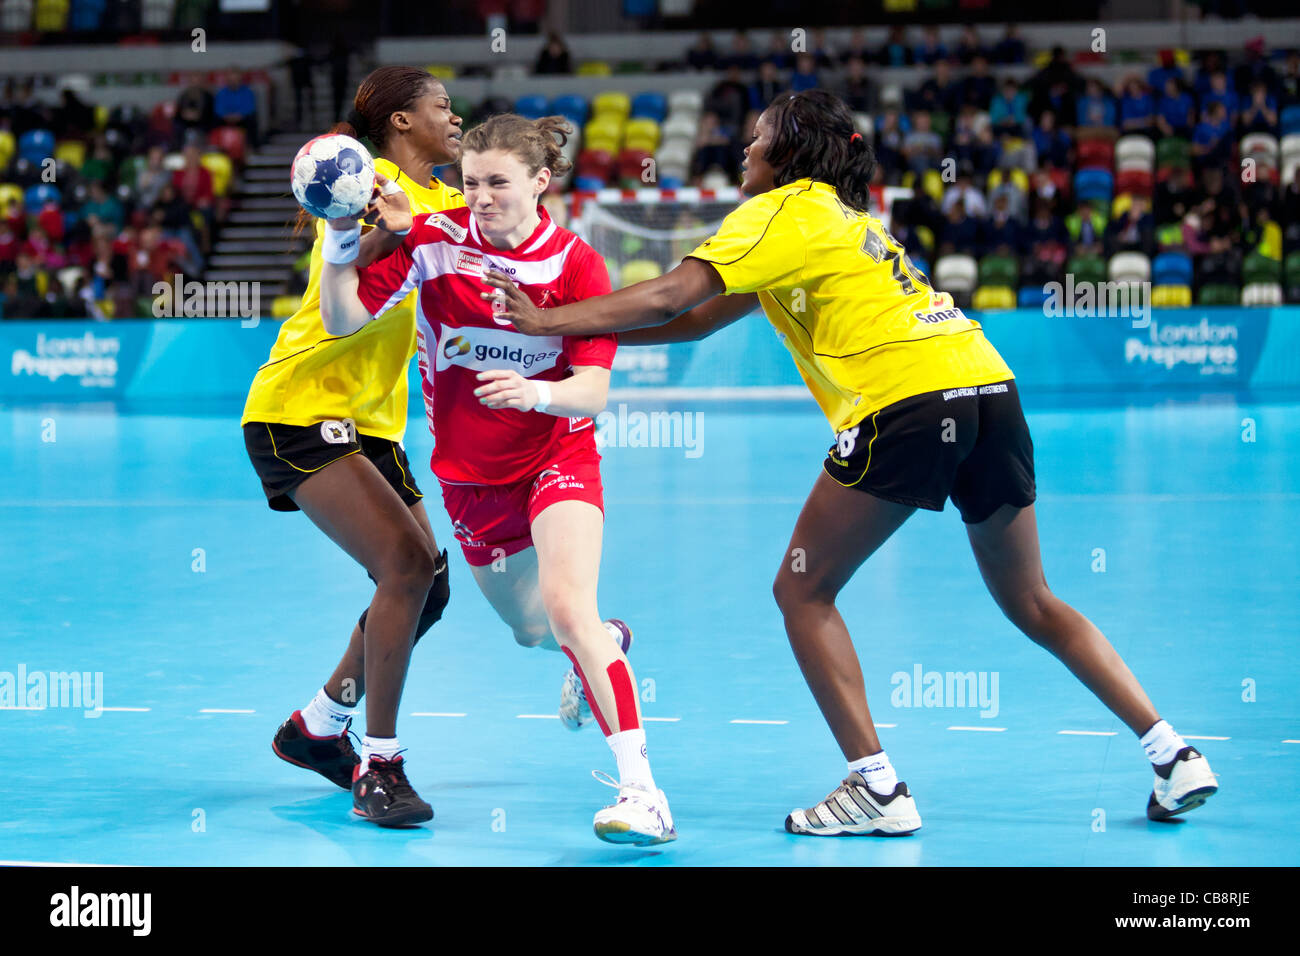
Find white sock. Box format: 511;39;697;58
361;734;401;771
1140;719;1186;766
301;687;353;738
848;751;899;795
607;729;655;791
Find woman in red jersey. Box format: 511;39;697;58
318;115;675;846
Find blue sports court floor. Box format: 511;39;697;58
2;390;1298;866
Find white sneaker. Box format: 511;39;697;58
785;771;922;836
559;619;633;730
1147;746;1218;820
591;771;677;846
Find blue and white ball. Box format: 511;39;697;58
290;133;375;219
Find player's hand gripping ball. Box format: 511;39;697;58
291;133;375;220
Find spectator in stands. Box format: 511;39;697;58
960;55;996;111
725;31;759;72
983;190;1025;256
1233;37;1276;99
535;32;573;75
990;77;1029;138
1201;71;1239;125
1278;50;1300;108
902;111;943;175
951;104;981;167
172;144;214;252
1192;102;1233;171
839;27;871;67
839;56;872;113
8;251;47;318
691;111;739;182
938;199;980;256
214;70;258;147
1030;46;1079;103
1147;50;1183;98
790;53;819;93
762;29;791;71
1106;195;1155;257
22;223;65;270
134;145;171;209
1156;76;1195;139
1077;77;1117;131
0;217;18;275
1155;165;1203;224
913;59;959;116
872;108;906;180
82;181;125;231
706;65;751;131
1025;195;1069;261
151;182;204;273
289;45;314;126
878;26;913;68
1029;78;1078;128
954;26;986;65
176;74;214;138
54;86;95;142
942;174;988;219
1066;200;1106;257
1031;110;1071;169
914;26;947;67
751;60;785;111
686;32;719;71
992;24;1026;66
1119;76;1157;137
808;29;834;71
1238;80;1278;135
79;138;115;184
970;124;1001;178
7;81;48;139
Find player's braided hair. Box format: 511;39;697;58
460;114;573;179
762;89;877;214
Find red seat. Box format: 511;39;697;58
1076;139;1114;170
575;148;613;179
208;125;247;166
1115;168;1154;197
616;148;652;185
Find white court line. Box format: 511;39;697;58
410;712;466;717
0;706;44;711
0;860;120;867
1059;730;1118;736
100;707;151;713
874;723;898;728
1184;735;1230;741
1284;740;1300;744
948;725;1007;732
730;719;788;725
643;717;681;722
516;714;559;719
198;708;255;714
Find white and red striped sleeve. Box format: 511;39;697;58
354;214;432;319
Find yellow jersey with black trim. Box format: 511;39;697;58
688;178;1013;434
240;158;466;441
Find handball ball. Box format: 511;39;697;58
291;133;375;220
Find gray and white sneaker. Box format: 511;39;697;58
1147;746;1218;820
785;771;922;836
559;619;633;731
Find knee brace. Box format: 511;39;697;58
358;549;450;646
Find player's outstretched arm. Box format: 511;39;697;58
483;258;725;337
474;365;610;418
618;291;759;345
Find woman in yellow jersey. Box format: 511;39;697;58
486;90;1217;836
242;66;465;827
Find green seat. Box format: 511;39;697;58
1066;254;1107;287
1284;250;1300;283
929;110;952;143
1155;138;1190;168
118;154;145;186
1197;283;1240;306
979;254;1019;287
1242;250;1281;286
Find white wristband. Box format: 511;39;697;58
532;379;552;413
379;179;410;235
322;223;362;264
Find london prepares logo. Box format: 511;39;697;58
10;331;120;386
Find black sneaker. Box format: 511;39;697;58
271;710;360;790
352;753;434;827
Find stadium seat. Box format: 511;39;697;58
1115;168;1154;197
1067;254;1108;287
661;112;698;141
70;0;104;30
934;254;978;298
1242;250;1281;286
667;89;703;118
1018;285;1050;307
23;183;60;208
584;116;624;152
1241;282;1282;306
655;139;691;180
514;94;550;119
53;140;86;169
0;130;15;170
208;125;246;165
549;94;589;127
623;117;660;153
34;0;69;31
271;295;302;319
423;64;458;80
592;91;631;122
1155;137;1191;170
1074;168;1114;203
1076;139;1114;170
700;169;732;190
619;259;662;288
972;285;1015;310
1152;251;1193;288
1109;252;1151;285
986;167;1029;195
1197;283;1240;306
630;92;667;124
616;148;653;187
578;61;613;77
18;129;55;164
1151;284;1191;307
978;254;1018;288
201;151;233;197
1240;133;1279;170
1281;105;1300;137
0;182;23;216
1115;135;1155;172
1283;251;1300;302
853;112;875;143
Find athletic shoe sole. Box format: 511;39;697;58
593;819;678;846
784;812;921;836
352;805;434;828
1147;784;1218;821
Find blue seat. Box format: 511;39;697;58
1018;285;1050;307
549;94;589;127
514;95;550;119
1073;168;1114;203
24;183;61;208
1281;105;1300;137
1152;251;1193;287
18;129;55;165
574;175;607;192
658;174;685;190
630;92;668;124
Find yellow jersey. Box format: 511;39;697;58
240;158;466;441
688;178;1013;434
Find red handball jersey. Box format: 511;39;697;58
355;205;617;485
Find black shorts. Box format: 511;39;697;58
823;379;1036;524
243;419;424;513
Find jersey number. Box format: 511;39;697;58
860;228;930;297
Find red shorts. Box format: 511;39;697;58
438;454;605;567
